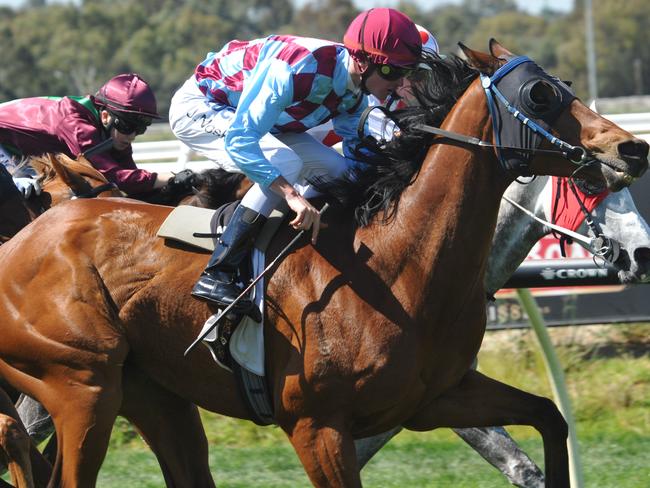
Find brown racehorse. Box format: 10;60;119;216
0;42;648;488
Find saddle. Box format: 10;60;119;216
157;202;285;425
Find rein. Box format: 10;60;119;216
70;182;119;199
412;123;581;160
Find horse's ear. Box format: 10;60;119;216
48;154;71;184
488;38;514;60
458;42;501;75
49;153;93;193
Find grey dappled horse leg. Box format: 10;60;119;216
354;426;401;468
15;395;54;446
453;427;544;488
355;426;544;488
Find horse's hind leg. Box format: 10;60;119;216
0;387;51;488
0;413;34;488
43;361;125;487
120;367;215;488
404;369;569;488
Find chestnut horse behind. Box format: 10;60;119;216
0;41;648;488
0;152;251;244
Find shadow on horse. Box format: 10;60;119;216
0;41;647;487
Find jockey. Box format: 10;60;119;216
312;24;440;148
169;7;423;310
0;73;186;196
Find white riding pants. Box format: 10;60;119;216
169;77;352;216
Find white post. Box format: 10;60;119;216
516;288;584;488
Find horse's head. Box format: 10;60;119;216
460;40;649;192
29;153;124;208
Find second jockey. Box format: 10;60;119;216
0;73;187;197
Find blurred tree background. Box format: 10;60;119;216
0;0;648;115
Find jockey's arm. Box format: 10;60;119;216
224;59;321;242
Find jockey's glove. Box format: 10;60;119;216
167;169;197;192
13;177;42;199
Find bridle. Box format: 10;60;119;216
405;55;621;263
413;55;595;177
355;55;623;264
550;177;620;264
502;177;621;266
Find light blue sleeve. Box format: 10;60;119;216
225;59;293;188
332;96;370;162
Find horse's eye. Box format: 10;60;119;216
519;78;562;116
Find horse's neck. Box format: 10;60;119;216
365;81;511;308
484;177;551;294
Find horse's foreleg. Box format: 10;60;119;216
120;368;215;488
404;369;568;488
284;416;361;488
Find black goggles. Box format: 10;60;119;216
110;112;152;135
375;64;415;81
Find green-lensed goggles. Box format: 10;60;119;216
376;64;414;81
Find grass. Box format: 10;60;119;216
97;431;650;487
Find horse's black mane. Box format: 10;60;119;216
192;168;247;208
315;53;478;227
143;168;246;207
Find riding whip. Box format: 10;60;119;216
184;202;330;356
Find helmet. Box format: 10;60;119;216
94;73;160;119
416;25;439;55
344;8;422;68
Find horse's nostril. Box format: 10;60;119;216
618;139;650;161
617;140;649;177
633;247;650;265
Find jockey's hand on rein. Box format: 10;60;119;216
13;177;42;199
165;169;197;193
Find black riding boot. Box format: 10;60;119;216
191;204;266;310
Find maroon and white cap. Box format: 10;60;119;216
344;8;422;67
95;73;160;118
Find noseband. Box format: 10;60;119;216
551;177;620;264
